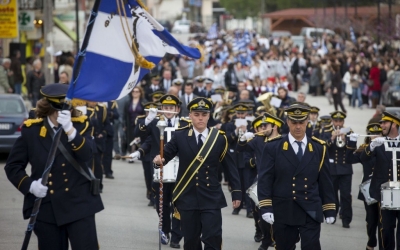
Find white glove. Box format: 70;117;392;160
29;178;48;198
325;217;335;224
57;110;73;132
262;212;274;224
240;132;254;141
129;151;140;160
349;133;359;142
370;137;385;151
145;108;158;125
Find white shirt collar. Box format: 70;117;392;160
288;132;307;145
47;117;57;132
163;115;176;126
185;93;193;99
193;127;209;141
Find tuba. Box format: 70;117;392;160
335;126;346;148
256;92;277;116
213;91;232;120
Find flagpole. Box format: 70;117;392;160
20;1;102;249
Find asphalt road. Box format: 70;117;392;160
0;90;375;250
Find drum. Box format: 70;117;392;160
153;157;179;183
359;179;377;205
381;181;400;210
246;182;259;207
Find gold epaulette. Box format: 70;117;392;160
71;115;88;123
218;130;225;135
267;135;282;142
136;115;146;119
324;124;331;128
24;118;43;127
176;125;190;131
111;101;118;109
312;136;326;145
180;117;192;123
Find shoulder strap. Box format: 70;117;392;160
44;119;95;181
172;128;219;203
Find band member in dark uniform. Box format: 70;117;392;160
315;115;332;139
361;111;400;250
258;104;336;250
131;94;189;248
320;111;353;228
4;83;103;249
236;113;284;250
103;101;119;179
153;97;242;250
346;123;383;250
306;106;320;137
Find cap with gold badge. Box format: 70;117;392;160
310;106;320;114
144;102;159;109
263;112;284;128
233;104;252;113
172;78;184;86
151;74;161;80
150;90;165;101
214;88;225;95
379;111;400;126
330;111;347;120
238;100;255;109
187;97;213;112
40;83;69;110
285;104;311;121
319;115;332;123
194;75;206;83
366;123;382;135
159;94;182;106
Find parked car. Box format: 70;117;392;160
381;70;400;106
0;94;28;153
271;30;292;38
299;27;335;38
172;19;191;33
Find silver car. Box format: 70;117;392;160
0;94;29;153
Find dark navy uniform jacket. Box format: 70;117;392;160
133;116;152;162
236;134;267;170
258;135;336;225
345;140;376;201
162;127;242;211
4;116;104;226
321;125;353;175
306;121;320;138
360;139;400;201
105;101;119;137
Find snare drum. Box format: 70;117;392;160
359;179;377;205
153;157;179;183
246;182;259;207
381;182;400;210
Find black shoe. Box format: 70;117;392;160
99;189;103;193
105;174;114;179
258;244;268;250
342;222;350;228
148;200;154;206
246;212;254;218
232;208;240;215
254;232;263;242
170;242;180;249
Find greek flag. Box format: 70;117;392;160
67;0;200;102
232;30;251;52
206;23;218;39
349;27;357;43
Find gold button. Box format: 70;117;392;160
63;172;66;175
304;185;307;188
292;191;295;194
390;169;392;171
292;184;295;187
206;171;208;174
62;163;65;167
49;173;52;177
196;183;199;186
196;171;199;174
196;177;198;180
293;177;295;180
305;197;308;200
207;184;210;187
50;190;54;194
206;177;209;179
49;181;53;186
207;166;209;168
335;161;337;164
389;174;391;176
65;188;69;192
305;192;307;194
64;179;68;182
293;197;296;200
72;143;75;146
304;178;307;181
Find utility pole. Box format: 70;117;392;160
75;0;80;53
43;0;54;84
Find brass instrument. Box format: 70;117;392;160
213;91;232;120
257;93;277;116
335;126;346;148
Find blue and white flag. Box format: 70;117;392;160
67;0;200;102
206;23;218;40
349;27;357;43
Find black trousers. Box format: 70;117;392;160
180;209;221;250
364;201;381;248
102;136;114;175
34;215;98;250
380;204;400;250
273;215;321;250
332;93;347;113
93;153;103;190
256;207;273;247
331;174;352;225
142;160;154;200
153;182;182;243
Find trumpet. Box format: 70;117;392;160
144;109;179;114
335;126;346;148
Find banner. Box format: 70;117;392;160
0;0;19;38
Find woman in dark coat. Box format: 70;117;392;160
330;62;347;113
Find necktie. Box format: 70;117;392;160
198;134;203;149
296;141;303;161
168;119;172;127
187;95;190;104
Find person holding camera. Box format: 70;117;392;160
4;83;103;249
